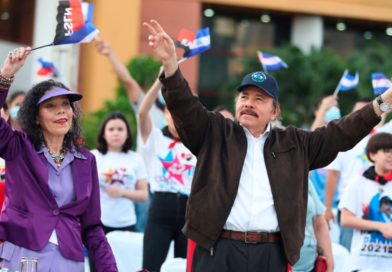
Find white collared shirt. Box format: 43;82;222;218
224;124;279;232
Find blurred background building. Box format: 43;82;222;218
1;0;392;111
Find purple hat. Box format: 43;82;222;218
37;88;83;105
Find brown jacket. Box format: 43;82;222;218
161;69;381;264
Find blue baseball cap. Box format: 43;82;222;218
237;71;280;99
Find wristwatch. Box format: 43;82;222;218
376;95;391;113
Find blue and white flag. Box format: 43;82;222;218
372;73;392;95
179;27;211;58
82;2;94;24
257;51;288;71
338;71;359;92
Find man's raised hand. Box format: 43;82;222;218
143;20;178;77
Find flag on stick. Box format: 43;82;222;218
53;0;99;45
31;0;99;51
333;70;359;96
257;51;288;72
176;28;195;51
371;73;392;95
175;27;211;59
37;58;59;78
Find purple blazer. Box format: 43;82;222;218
0;89;117;271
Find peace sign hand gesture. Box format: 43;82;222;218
143;20;178;77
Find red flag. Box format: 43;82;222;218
54;0;84;41
175;28;195;51
53;0;99;45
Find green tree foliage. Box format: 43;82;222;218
126;56;161;91
219;41;392;128
81;56;160;149
348;41;392;99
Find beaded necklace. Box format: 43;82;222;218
48;147;67;168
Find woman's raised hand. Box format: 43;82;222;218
95;37;112;56
1;47;31;78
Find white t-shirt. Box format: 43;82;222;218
325;135;371;200
91;150;147;228
133;92;165;129
138;127;196;196
326;120;392;200
339;175;392;271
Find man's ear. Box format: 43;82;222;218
271;106;280;121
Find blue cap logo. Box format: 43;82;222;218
251;72;266;83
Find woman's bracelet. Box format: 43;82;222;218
0;73;14;85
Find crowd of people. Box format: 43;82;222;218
0;19;391;272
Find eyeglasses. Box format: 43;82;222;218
380;149;392;156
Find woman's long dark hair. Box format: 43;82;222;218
96;112;133;154
18;80;83;151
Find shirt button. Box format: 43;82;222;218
53;209;60;215
56;172;60;176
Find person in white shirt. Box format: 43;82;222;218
309;95;340;204
324;100;391;250
340;132;392;271
138;69;197;272
91;112;148;234
95;39;165;232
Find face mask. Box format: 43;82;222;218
324;106;341;122
9;106;20;120
158;90;166;106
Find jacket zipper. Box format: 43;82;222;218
210;247;214;256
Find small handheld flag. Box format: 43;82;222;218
371;73;392;95
176;28;195;51
257;51;288;72
175;27;211;60
32;0;99;51
333;70;359;96
53;0;99;45
37;58;59;78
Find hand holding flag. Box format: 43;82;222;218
372;73;392;95
333;70;359;96
95;37;112;56
257;51;288;72
1;47;31;78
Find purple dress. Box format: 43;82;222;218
0;147;84;272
